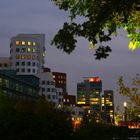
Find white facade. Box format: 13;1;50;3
0;57;11;69
37;72;58;104
56;87;63;105
10;34;45;75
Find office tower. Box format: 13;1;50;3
102;90;114;123
10;34;45;75
77;77;102;113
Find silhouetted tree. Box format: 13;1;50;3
51;0;140;60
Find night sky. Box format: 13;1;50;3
0;0;140;109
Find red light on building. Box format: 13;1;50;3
88;77;101;82
95;77;101;82
89;78;95;82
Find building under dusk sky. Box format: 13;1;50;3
0;0;140;108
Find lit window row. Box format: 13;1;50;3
77;101;86;104
57;75;66;79
90;98;99;101
16;55;37;60
58;80;64;84
90;102;99;105
16;41;36;46
16;48;36;53
63;99;69;102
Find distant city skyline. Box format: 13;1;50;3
0;0;140;108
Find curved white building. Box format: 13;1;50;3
37;71;58;104
10;34;45;75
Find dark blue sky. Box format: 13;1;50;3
0;0;140;108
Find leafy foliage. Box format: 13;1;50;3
51;0;140;59
118;75;140;120
0;94;73;140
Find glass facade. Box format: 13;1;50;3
0;70;40;100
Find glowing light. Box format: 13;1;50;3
32;48;36;52
77;101;85;104
89;78;95;82
88;77;101;82
123;101;127;107
28;41;31;46
33;42;36;46
96;77;101;82
28;48;31;52
16;41;20;45
22;41;25;45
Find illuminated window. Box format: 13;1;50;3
16;41;20;45
33;42;36;46
28;41;31;46
27;55;31;59
16;55;20;59
32;48;36;52
27;48;31;52
21;55;25;59
22;41;25;45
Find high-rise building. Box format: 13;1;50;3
10;34;45;75
77;77;102;112
101;90;114;123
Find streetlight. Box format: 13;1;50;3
123;101;127;122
